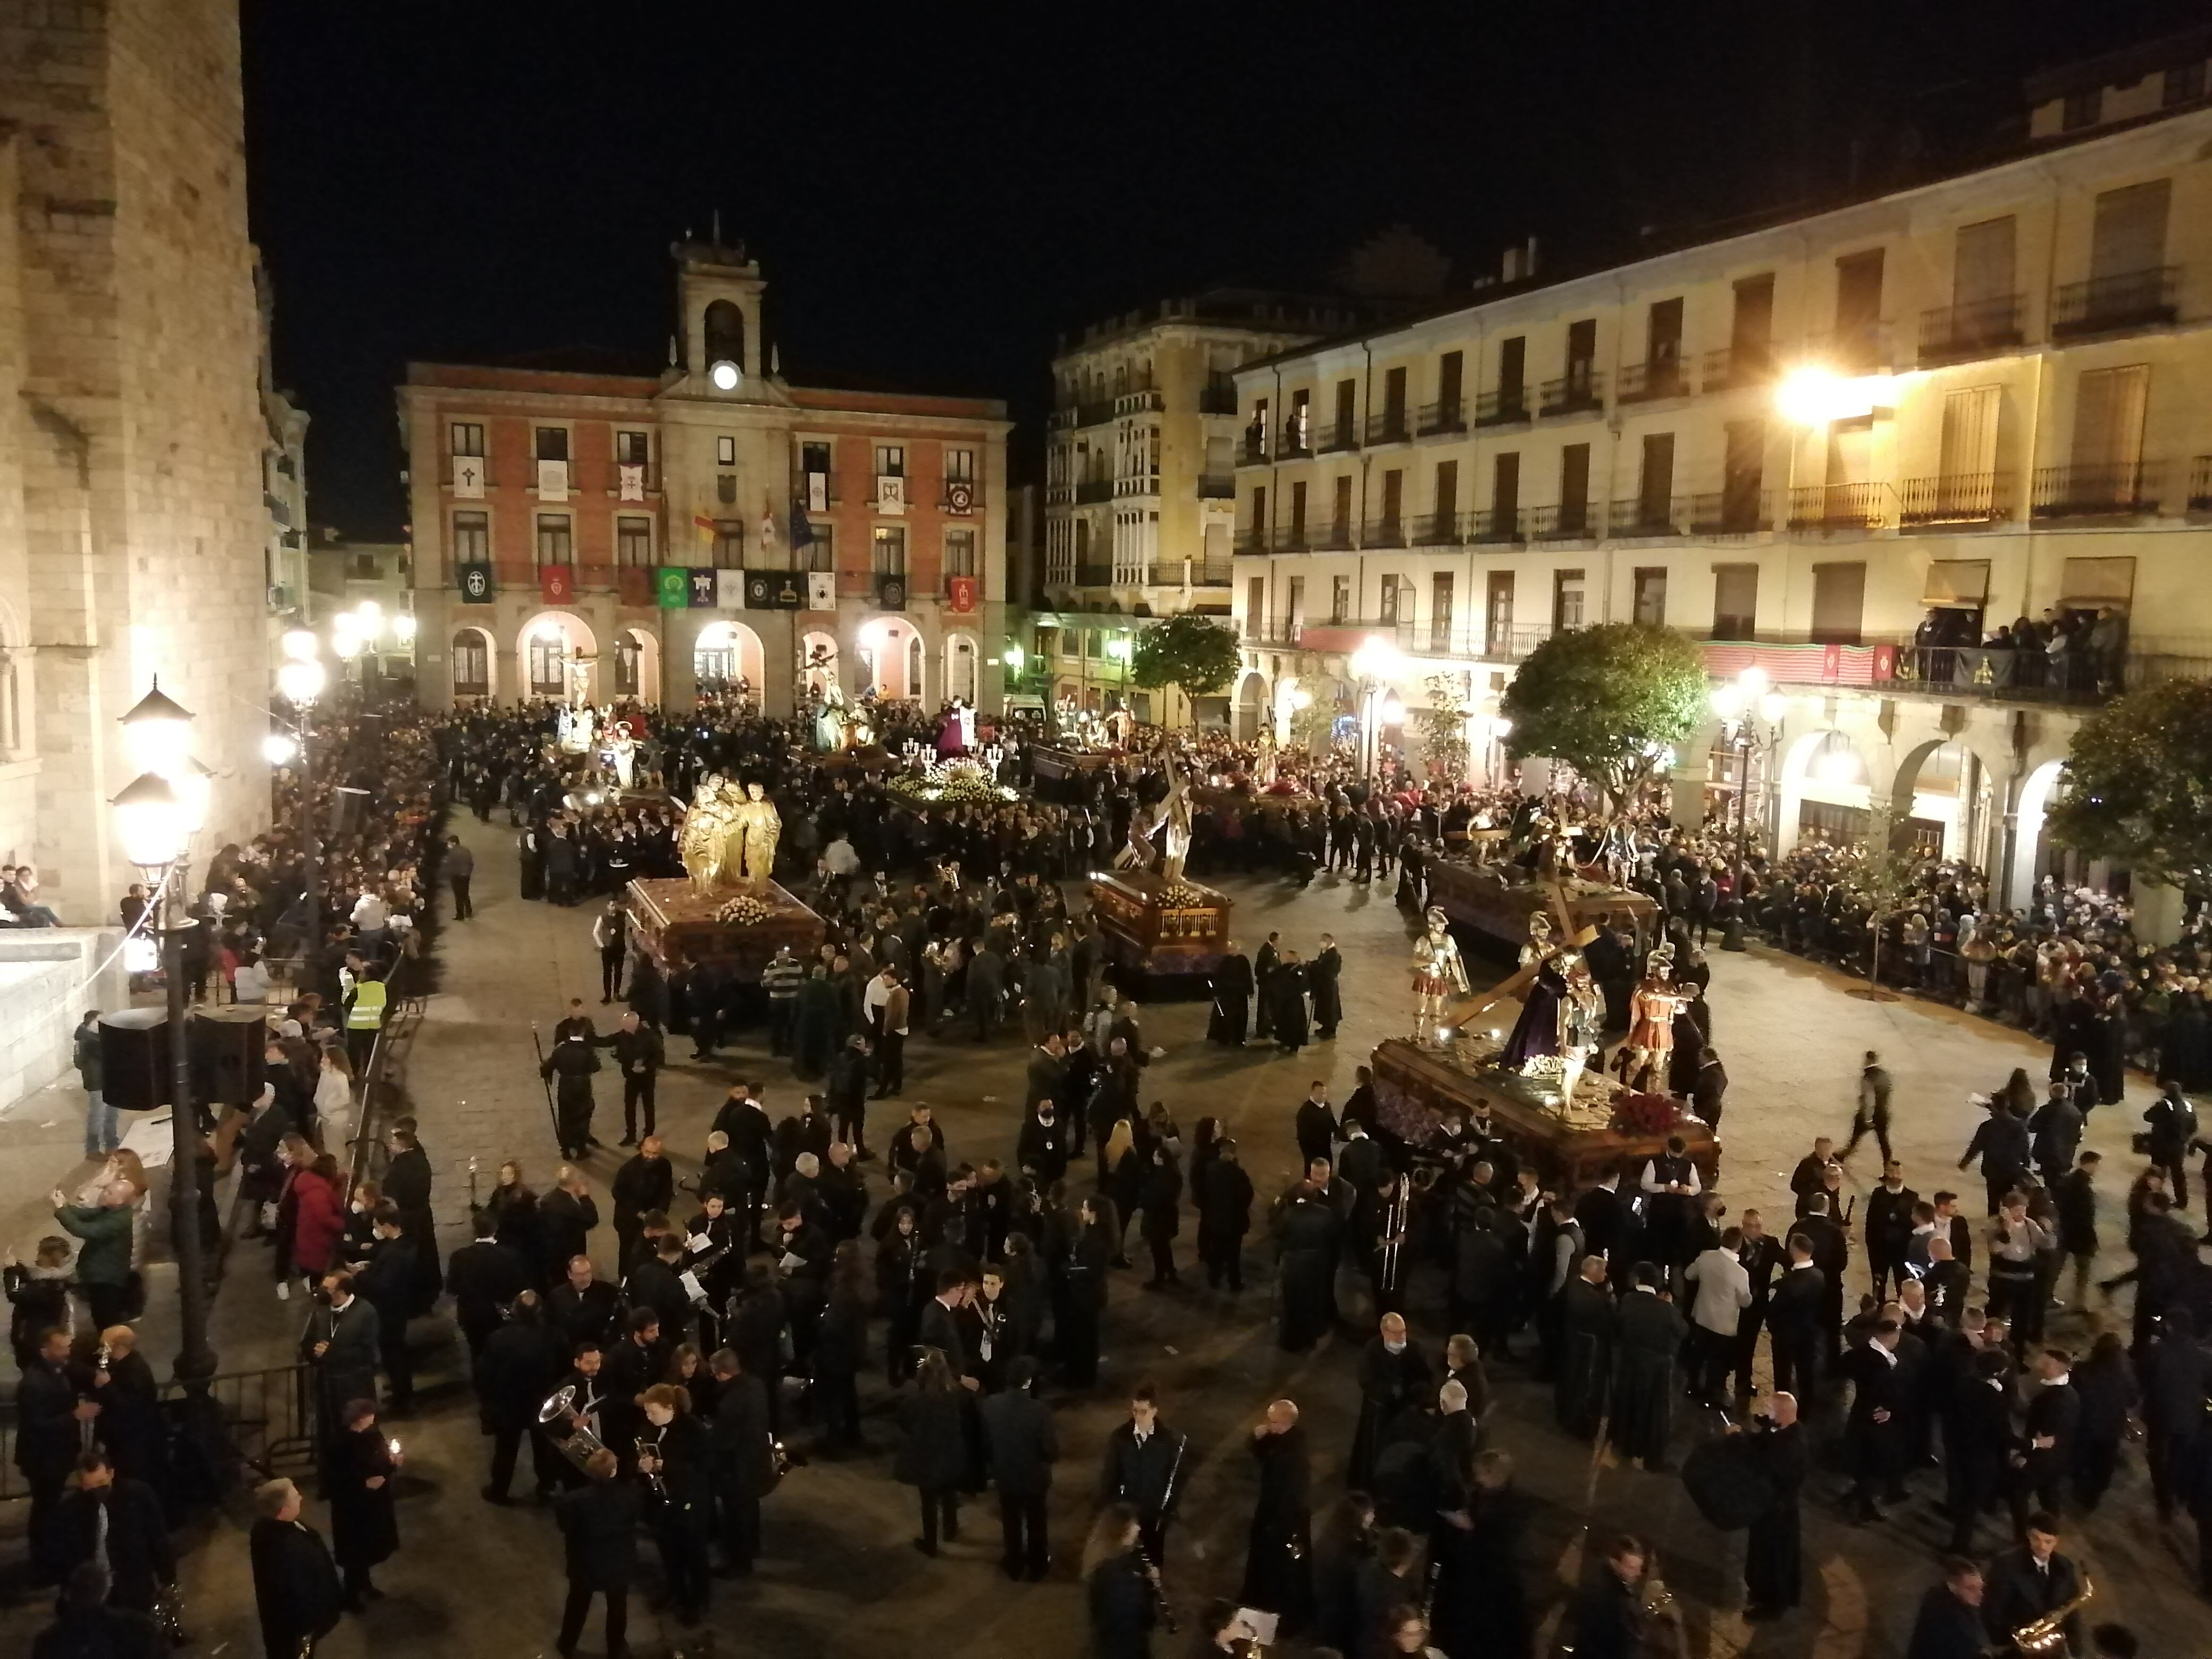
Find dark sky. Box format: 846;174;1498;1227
241;0;2200;539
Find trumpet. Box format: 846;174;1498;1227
635;1436;668;1501
2010;1571;2092;1655
537;1384;608;1476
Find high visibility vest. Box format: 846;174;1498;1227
347;978;388;1030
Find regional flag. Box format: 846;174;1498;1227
687;568;718;608
457;562;493;604
541;564;575;605
946;575;978;615
655;566;689;608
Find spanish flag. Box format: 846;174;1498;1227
692;513;717;547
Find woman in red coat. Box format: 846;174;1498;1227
287;1154;348;1291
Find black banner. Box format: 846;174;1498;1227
457;562;493;604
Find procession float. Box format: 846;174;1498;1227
1086;758;1232;995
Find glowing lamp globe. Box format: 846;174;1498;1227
175;758;214;836
1002;644;1026;675
263;733;299;766
120;680;195;779
1758;691;1788;724
709;359;740;391
277;657;326;704
112;772;185;869
393;613;417;644
1380;694;1406;725
281;628;319;663
333;630;364;661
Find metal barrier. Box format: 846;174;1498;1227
0;1360;314;1502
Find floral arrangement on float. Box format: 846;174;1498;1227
714;894;772;927
1612;1091;1681;1136
887;754;1019;806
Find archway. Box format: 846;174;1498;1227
1234;670;1267;741
692;618;765;699
517;610;598;704
1891;739;1999;867
1778;726;1872;854
945;630;981;705
449;625;496;700
800;630;840;697
857;617;923;701
2009;758;2068;911
615;626;661;706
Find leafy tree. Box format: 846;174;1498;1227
1128;613;1243;720
2045;677;2212;890
1408;671;1477;781
1497;622;1707;819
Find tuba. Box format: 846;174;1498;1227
538;1385;608;1476
2010;1571;2092;1656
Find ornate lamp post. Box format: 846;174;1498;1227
1348;634;1405;781
276;629;328;991
1710;666;1788;952
113;682;219;1412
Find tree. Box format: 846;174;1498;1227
2045;677;2212;890
1408;671;1477;781
1128;613;1243;722
1497;622;1707;819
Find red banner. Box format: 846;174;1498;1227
541;564;576;605
618;568;653;607
946;575;978;614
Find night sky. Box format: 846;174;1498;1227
241;1;2200;540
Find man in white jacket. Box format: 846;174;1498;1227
1683;1227;1752;1408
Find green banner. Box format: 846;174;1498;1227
655;566;689;609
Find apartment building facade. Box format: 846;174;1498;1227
1234;69;2212;922
1038;293;1364;724
401;241;1012;718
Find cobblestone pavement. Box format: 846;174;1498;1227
9;811;2202;1656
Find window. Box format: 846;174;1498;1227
2068;364;2150;497
1952;217;2017;317
1810;562;1866;644
1632;567;1668;626
615;430;649;466
1249;485;1268;538
1286;575;1305;629
1492;452;1520;530
2089;179;2171;283
1332;475;1353;537
1289;481;1308;544
1085;630;1102;659
451;510;489;562
717;435;738;466
1564;319;1597;391
1646;298;1683;374
534;426;569;462
807;524;834;574
450;422;484;457
876;445;906;477
711;520;744;569
451;632;489;696
616;516;652;567
1247;577;1264;635
1381;470;1403;534
802;440;832;475
1712;565;1758;640
1497;335;1527;402
1637;433;1675;527
1331;575;1352;624
1834;249;1885;365
944;527;977;578
1485;571;1515;653
1430;572;1454;652
350;553;379;581
535;513;573;565
2165;62;2206;105
1288;390;1310;449
1434;459;1459;522
529;636;567;696
1552;568;1587;630
716;473;738;505
944;447;976;483
1334;379;1356;439
614;639;641;697
1382;366;1407;429
1437;350;1463;413
1378;576;1401;625
1559;443;1591;534
872;526;907;575
2063;87;2101;130
1722;420;1765;529
1729;274;1774;373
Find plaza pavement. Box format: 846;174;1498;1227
2;810;2202;1656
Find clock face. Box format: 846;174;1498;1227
710;361;740;391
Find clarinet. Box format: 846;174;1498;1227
1150;1431;1188;1633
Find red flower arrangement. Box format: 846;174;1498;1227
1614;1092;1680;1135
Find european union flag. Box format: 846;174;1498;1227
789;499;815;548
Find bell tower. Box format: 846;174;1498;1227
672;236;765;396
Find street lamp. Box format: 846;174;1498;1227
1710;666;1788;951
1348;634;1404;780
112;683;220;1435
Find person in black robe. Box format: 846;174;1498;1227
1555;1256;1616;1438
1253;933;1281;1042
1566;1535;1649;1659
1739;1393;1808;1618
1310;1492;1377;1655
1609;1266;1686;1470
1309;936;1344;1040
1196;1141;1255;1293
1084;1506;1159;1659
1431;1448;1527;1659
1273;1185;1341;1353
329;1400;400;1607
1239;1401;1313;1631
248;1478;343;1659
1269;953;1311;1055
1500;955;1567;1070
1209;947;1253;1045
380;1127;445;1314
1350;1314;1434;1488
54;1452;173;1614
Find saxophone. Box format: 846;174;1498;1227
2009;1570;2092;1656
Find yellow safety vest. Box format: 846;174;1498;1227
347;978;388;1030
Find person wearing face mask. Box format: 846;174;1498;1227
301;1271;381;1477
1017;1099;1069;1187
1350;1313;1432;1489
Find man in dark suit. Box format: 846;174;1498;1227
1794;1194;1849;1373
1841;1318;1909;1521
14;1326;85;1586
610;1136;675;1277
1024;1034;1067;1112
353;1205;420;1413
979;1356;1057;1580
1099;1383;1186;1567
547;1255;620;1356
2009;1348;2082;1530
917;1270;981;1385
706;1350;776;1575
1982;1514;2085;1657
476;1291;569;1504
1905;1556;1988;1659
1863;1162;1919;1301
537;1167;599;1286
448;1209;532;1363
249;1477;343;1659
1767;1236;1825;1409
1731;1209;1784;1406
1294;1082;1338;1171
553;1448;642;1657
55;1449;173;1614
34;1563;165;1659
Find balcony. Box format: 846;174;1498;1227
1786;482;1891;532
1365;409;1411;446
1075;479;1115;504
2050;266;2179;338
1245;618;1300;646
1147;558;1234;587
1473;388;1530;426
1607;495;1688;537
1362;517;1409;548
1118;388;1165;415
1317;422;1360;454
1379;619;1555;663
1897;473;2010;527
1702;636;2154;708
1685;489;1772;534
1471;506;1526;545
1068;563;1116;586
1241;434;1268;465
1196;473;1236;500
1804;323;1893;373
1276;522;1318;552
1279;425;1313;459
1416;398;1467;437
2030;462;2162;518
1615;359;1690;403
1075;397;1119;427
2190;456;2212;514
577;563;616;591
1918;296;2024;364
1537;368;1604;417
1199;382;1239;416
1527;502;1599;540
1312;521;1355;551
1700;346;1773;391
1234;529;1271;555
1413;510;1469;547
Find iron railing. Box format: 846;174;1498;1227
0;1362;316;1502
1686;489;1772;534
2030;462;2163;518
1317;422;1360;454
1527;501;1599;539
1898;473;2010;526
1918;295;2024;362
1413;510;1469;547
1196;473;1236;499
1473;388;1530;425
1365;409;1411;446
1786;482;1891;532
1074;397;1118;428
1314;522;1357;551
1615;359;1690;402
1416;398;1467;436
1362;517;1409;548
2051;265;2179;337
1608;495;1688;535
1241;434;1268;465
1538;370;1605;416
2190;455;2212;513
1470;506;1526;544
1701;345;1773;390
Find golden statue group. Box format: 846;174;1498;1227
677;775;782;895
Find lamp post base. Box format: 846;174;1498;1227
1720;919;1748;952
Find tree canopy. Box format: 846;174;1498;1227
2044;677;2212;890
1128;613;1242;700
1497;622;1708;817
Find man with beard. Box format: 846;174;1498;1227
1309;934;1343;1040
1556;1255;1617;1439
1269;950;1311;1055
1273;1178;1342;1353
1016;1099;1070;1188
1209;943;1254;1045
1239;1399;1313;1634
1610;1263;1686;1471
1349;1313;1433;1488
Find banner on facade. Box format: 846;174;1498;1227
945;575;978;614
806;572;835;611
451;457;485;499
686;568;718;608
745;569;804;609
876;474;907;515
715;569;745;609
618;567;653;607
655;566;689;608
806;472;827;514
457;562;493;604
618;464;646;501
540;564;575;605
536;459;569;501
